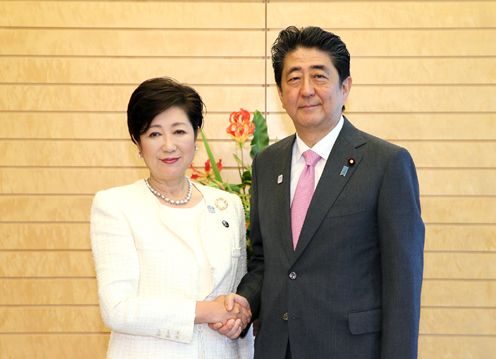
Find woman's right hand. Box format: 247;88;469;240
195;296;250;328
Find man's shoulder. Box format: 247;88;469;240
345;118;403;155
257;134;295;159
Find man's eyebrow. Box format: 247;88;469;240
286;66;302;76
286;64;329;76
310;64;329;71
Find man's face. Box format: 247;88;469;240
278;47;351;140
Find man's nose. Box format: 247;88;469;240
301;77;315;96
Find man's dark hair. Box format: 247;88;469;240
271;26;350;89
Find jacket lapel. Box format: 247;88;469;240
277;136;297;263
293;118;366;260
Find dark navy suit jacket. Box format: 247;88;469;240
238;117;424;359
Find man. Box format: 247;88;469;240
214;26;425;359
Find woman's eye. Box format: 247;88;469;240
149;132;161;137
174;129;187;135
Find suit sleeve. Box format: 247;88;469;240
237;155;264;319
377;148;425;359
90;190;196;343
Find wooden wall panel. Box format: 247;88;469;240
267;1;496;28
0;196;92;222
1;1;494;358
0;307;106;332
424;252;496;279
420;308;496;335
0;334;108;359
419;336;495;359
422;197;496;224
0;279;98;305
0;57;266;85
422;280;496;307
1;223;90;250
0;1;264;28
418;169;496;196
0;29;265;57
0;252;94;277
425;225;496;251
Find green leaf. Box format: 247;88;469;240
200;129;223;182
241;170;252;184
250;110;269;159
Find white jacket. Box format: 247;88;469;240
90;180;253;358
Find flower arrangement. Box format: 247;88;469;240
190;109;269;257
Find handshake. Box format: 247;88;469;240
196;294;251;339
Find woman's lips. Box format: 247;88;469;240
160;157;179;164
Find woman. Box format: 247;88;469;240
91;77;253;358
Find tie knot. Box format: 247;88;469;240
303;150;321;167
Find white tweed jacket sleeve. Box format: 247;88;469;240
90;186;197;343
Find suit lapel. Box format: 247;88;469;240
293;119;366;260
268;136;296;263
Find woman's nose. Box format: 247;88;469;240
161;136;176;152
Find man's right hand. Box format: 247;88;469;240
208;293;251;339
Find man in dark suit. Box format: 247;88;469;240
214;26;425;359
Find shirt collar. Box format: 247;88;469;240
294;115;344;161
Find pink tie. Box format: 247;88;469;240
291;150;321;249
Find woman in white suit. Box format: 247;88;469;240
90;77;253;358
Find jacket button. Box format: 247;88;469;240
289;271;297;280
281;312;289;321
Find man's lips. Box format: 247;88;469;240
299;104;320;109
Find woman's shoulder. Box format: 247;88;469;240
193;182;242;206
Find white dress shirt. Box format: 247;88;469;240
290;116;344;204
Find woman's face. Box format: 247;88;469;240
138;106;196;183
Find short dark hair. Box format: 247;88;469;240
271;26;350;88
127;77;205;144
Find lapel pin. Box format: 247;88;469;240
207;205;215;213
348;158;356;166
215;198;228;210
340;166;349;177
222;220;229;228
277;174;283;184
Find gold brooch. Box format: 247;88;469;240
215;198;228;210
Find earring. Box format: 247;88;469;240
195;145;198;151
138;152;143;158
